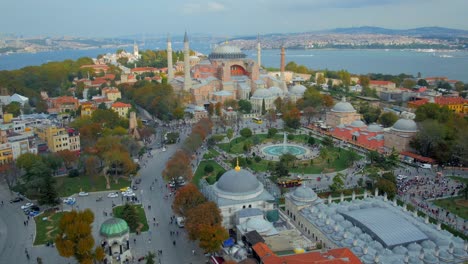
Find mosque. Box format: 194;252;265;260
168;33;308;112
201;160;275;230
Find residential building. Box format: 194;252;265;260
36;126;80;153
408;96;468;114
47;96;79;113
111;102;131;118
101;87;122;102
80;101;96;116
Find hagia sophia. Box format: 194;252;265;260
168;33;308;112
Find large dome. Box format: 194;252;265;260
391;118;418;133
100;218;129;238
245;218;273;234
332;97;356;113
209;44;246;59
290;84;307;96
252;88;273;99
215;167;261;195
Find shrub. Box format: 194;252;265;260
204;164;214;174
68;169;79;178
254;156;262;163
287;134;295;140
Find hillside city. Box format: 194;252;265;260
0;31;467;264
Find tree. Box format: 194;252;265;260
4;101;21;117
17;153;39;173
321;137;333;147
359;103;381;124
261;99;266;115
145;251;156;264
55;209;104;264
57;150;79;169
329;173;345;192
417;79;429;87
173;184;207;216
120;204;139;232
198;224;229;253
317;74;326;85
379;112;398;127
204;164;214;173
283;108;301;129
375;178;397;199
207;103;214;116
38;175;59;205
402;79;416;89
162;150;193;182
454;81;465;92
185;201;223;240
215;102;222;116
273;97;283;112
359;75;370;88
267;128;278;138
240;128;252;138
238;99;252;114
308;136;315;145
303;106;316;124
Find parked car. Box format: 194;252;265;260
120;187;130;192
29;211;40;217
21;203;34;210
107;192;119;198
132;185;138;191
63;197;76;205
10;197;23;203
122;191;135;197
135;178;142;184
78;192;89;197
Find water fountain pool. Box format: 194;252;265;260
261;132;310;159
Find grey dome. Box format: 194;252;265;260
350;120;366;128
209;45;246;59
292;185;318;202
332;97;356;113
245;218;273;233
367;124;383;132
290;84;307;95
391;118;418;133
252;88;273;99
268;86;283;97
215;168;260;194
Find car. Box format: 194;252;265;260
10;197;24;203
21;203;34;210
107;192;119;198
30;205;40;211
78;192;89;197
122;191;135;197
162;147;167;152
120;187;130;192
397;175;408;180
135;178;142;184
132;185;138;191
29;211;40;217
420;163;432;169
63;197;76;205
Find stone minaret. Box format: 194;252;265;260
280;44;287;92
183;32;192;91
133;41;139;57
167;34;174;82
256;34;261;68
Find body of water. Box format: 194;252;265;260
1;42;468;82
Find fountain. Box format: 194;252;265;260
261;132;314;160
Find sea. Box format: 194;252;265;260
1;41;468;82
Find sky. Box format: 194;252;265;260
2;0;468;38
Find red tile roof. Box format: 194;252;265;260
131;67;157;73
252;243;361;264
370;80;395;86
434;97;467;105
111;102;131;108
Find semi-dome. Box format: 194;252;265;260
215;163;261;195
290;84;307;96
350;120;367;128
268;86;283;97
391;118;418;133
252;88;273;99
100;218;129;238
332;97;356;113
209;44;246;59
291;185;318;203
245;218;273;233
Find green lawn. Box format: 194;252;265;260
193;160;226;187
113;204;149;233
34;211;65;245
448;176;468;184
55;175;131;197
203;148;221;160
432;196;468;219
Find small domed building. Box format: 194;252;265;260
250;88;275;113
205;161;275;229
100;218;131;264
289;84;307;103
285;185;322;224
384;118;418;152
326;97;362;127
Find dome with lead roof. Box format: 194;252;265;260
268;86;283;97
252;88;273;99
391;118;418;133
100;218;129;238
209;45;246;59
291;185;318;202
332;97;356;113
290;84;307;96
214;162;263;198
350;120;366;128
367;124;383;132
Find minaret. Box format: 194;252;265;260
280;44;287;92
183;31;192;91
256;34;261;67
167;34;174;82
133;41;139;57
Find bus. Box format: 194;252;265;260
252;117;263;124
277;177;303;188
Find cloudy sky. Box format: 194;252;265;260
2;0;467;37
